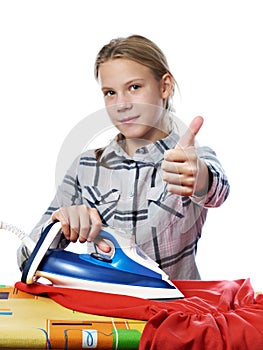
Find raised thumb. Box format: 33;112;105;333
176;116;204;149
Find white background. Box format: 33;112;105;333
0;0;262;290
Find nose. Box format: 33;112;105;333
116;93;133;113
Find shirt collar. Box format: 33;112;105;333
100;131;180;164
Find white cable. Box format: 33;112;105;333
0;221;35;253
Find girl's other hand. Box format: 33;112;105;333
162;116;209;197
51;204;104;244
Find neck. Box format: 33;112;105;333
124;132;168;157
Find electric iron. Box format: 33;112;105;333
21;221;184;300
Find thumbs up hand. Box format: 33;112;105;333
161;116;209;197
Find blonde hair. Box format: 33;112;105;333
94;34;177;112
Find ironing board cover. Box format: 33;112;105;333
16;278;263;350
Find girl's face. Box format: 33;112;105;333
98;58;173;151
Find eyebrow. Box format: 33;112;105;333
101;78;145;91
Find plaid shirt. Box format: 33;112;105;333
18;131;229;279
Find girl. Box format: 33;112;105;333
18;35;229;280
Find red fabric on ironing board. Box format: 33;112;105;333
15;279;263;350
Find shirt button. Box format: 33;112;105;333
136;147;147;154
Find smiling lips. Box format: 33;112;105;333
120;116;140;124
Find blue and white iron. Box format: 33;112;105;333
3;221;183;300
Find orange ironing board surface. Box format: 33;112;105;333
0;285;145;349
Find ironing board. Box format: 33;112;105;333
0;285;145;349
2;279;263;349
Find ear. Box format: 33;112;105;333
160;73;174;99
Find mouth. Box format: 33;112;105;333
119;116;140;124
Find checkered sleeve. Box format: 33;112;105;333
192;146;230;208
17;156;83;270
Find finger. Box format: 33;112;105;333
68;208;80;242
167;183;195;197
78;205;92;243
86;208;102;242
163;148;196;163
163;172;196;188
52;208;71;240
94;236;112;253
176;116;204;149
162;161;195;182
58;206;81;242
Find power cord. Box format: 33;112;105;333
0;221;35;253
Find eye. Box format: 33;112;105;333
130;84;140;91
104;90;115;97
